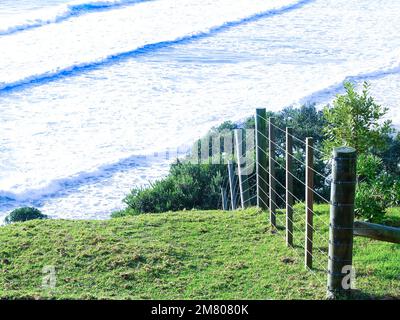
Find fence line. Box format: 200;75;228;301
219;109;332;291
216;108;399;298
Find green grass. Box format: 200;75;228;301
0;205;399;300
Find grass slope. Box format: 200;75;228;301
0;205;399;299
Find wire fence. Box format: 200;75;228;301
215;111;334;288
214;108;399;298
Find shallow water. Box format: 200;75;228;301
0;0;399;220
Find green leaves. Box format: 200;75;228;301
355;182;387;221
322;81;393;156
357;154;383;182
355;153;399;221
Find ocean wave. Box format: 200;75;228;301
297;61;400;106
0;0;314;93
0;0;149;36
0;145;191;203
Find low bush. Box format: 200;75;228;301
355;154;399;221
113;161;225;216
355;182;387;221
5;207;47;224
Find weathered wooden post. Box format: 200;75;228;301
269;118;276;228
354;221;400;244
193;138;201;165
286;127;294;247
219;133;224;166
227;160;238;210
327;147;357;298
255;109;269;210
208;135;213;165
305;137;314;269
221;186;228;211
234;129;250;209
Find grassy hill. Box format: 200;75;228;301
0;205;399;300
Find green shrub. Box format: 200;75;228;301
355;182;387;221
114;161;225;217
355;154;400;221
5;207;47;224
355;155;386;221
372;172;400;208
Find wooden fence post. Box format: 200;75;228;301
256;109;269;210
227;160;238;210
195;138;201;165
327;147;357;298
353;221;400;244
208;135;212;165
234;129;250;209
305;137;314;269
221;186;228;211
219;134;224;165
286;127;294;247
269;118;276;229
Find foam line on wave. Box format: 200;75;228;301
297;62;400;106
0;145;192;204
0;0;150;36
0;0;315;94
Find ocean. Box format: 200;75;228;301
1;0;399;221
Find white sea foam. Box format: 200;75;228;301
0;0;148;35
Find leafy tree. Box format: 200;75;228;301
280;104;326;145
323;82;399;220
322;81;393;155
